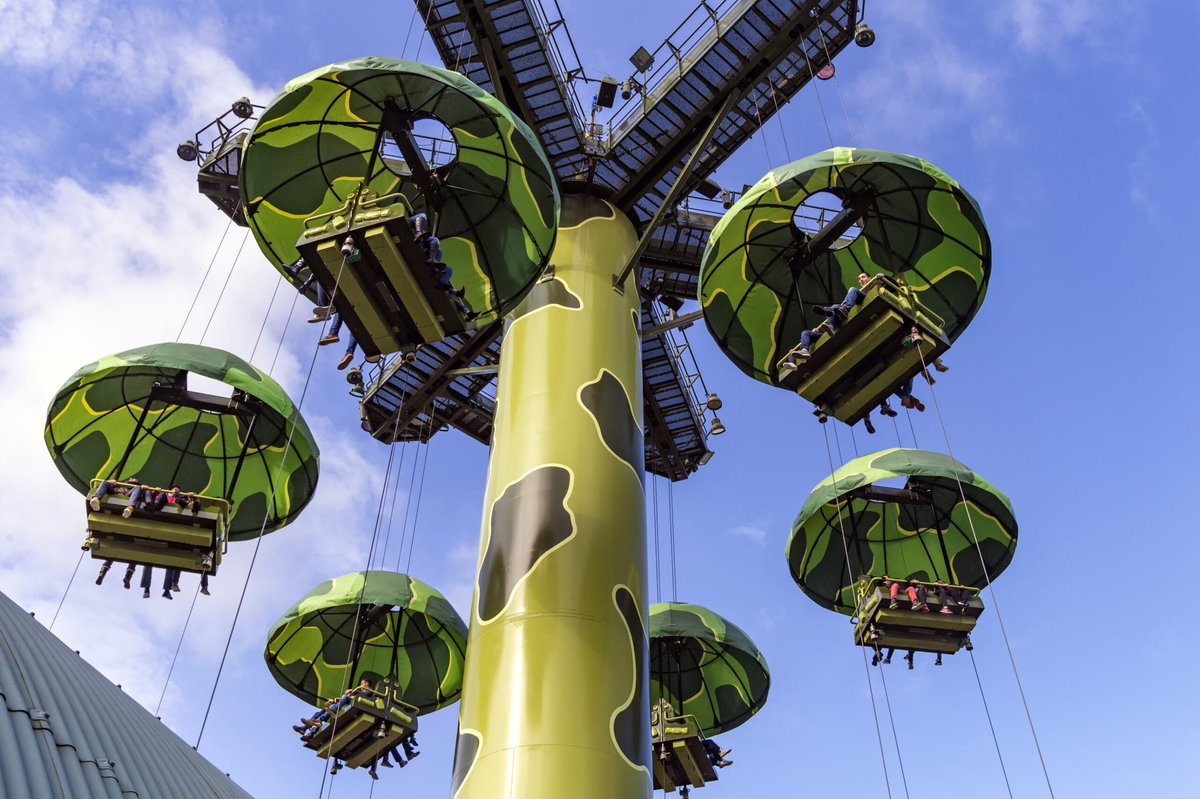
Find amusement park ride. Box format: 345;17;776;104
36;1;1025;796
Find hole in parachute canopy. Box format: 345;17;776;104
186;373;235;399
793;190;863;250
378;116;458;179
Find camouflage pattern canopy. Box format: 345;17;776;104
44;343;318;541
786;449;1017;616
265;571;468;713
649;603;770;737
240;56;559;328
700;148;990;385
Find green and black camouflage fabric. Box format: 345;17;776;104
265;571;467;713
700;148;990;385
240;56;559;328
786;449;1017;615
649;602;769;737
44;343;318;540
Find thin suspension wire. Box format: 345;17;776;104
915;342;1055;798
970;650;1016;799
413;0;436;64
316;415;408;797
800;43;835;146
667;479;678;603
199;228;251;346
154;582;202;716
47;550;84;632
250;272;286;363
652;473;662;604
196;218;364;749
874;660;912;799
405;426;435;573
754;103;773;167
770;89;793;163
377;436;410;570
821;424;893;798
817;27;859;145
905;407;920;449
176;215;234;341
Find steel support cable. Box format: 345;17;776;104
199;228;251;346
667;478;678;603
970;649;1016;798
47;550;84;632
176;214;234;341
316;410;408;798
800;43;836;147
196;211;366;749
754;102;773;170
250;272;286;363
874;658;912;799
769;89;793;163
404;414;436;573
377;437;410;570
914;342;1055;799
652;471;663;604
817;26;859;146
154;581;203;716
821;423;893;799
393;407;433;573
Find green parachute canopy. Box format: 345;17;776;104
786;449;1017;616
239;55;559;327
700;148;990;385
265;571;468;713
649;602;770;737
44;343;319;541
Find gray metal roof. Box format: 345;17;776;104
0;589;254;799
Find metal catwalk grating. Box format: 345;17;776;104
599;0;858;223
418;0;591;183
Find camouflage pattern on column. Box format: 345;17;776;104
452;195;650;799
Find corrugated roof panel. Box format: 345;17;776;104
0;589;254;799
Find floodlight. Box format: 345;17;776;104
630;46;654;73
817;63;835;80
709;416;726;436
854;24;875;47
704;393;723;411
231;96;255;119
176;140;200;161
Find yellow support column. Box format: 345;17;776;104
451;195;651;798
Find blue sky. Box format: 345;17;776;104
1;1;1196;797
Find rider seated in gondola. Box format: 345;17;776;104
292;678;375;739
412;213;473;320
700;739;732;769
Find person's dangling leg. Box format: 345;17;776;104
338;333;358;371
319;314;342;346
140;565;152;599
95;559;112;585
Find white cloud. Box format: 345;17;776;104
0;0;405;731
846;1;1012;152
992;0;1099;54
731;524;767;545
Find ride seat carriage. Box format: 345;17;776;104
650;699;720;794
296;188;470;358
776;275;950;425
83;479;229;575
303;680;419;770
852;576;983;657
